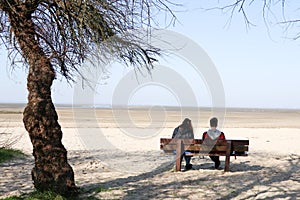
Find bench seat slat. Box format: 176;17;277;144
232;145;248;152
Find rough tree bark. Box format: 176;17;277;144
6;3;77;195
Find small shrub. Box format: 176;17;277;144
1;191;69;200
26;191;67;200
0;148;25;164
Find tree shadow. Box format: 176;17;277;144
189;156;263;172
223;155;300;200
2;150;299;200
80;159;174;189
0;155;34;197
78;153;300;200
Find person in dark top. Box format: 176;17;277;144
172;118;194;170
202;117;226;169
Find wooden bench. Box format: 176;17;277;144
160;138;249;172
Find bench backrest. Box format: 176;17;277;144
160;138;249;156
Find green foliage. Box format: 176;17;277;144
1;190;103;200
0;149;24;164
95;187;114;193
25;191;67;200
1;196;23;200
1;191;69;200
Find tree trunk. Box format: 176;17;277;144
6;3;77;195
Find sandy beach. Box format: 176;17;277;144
0;104;300;199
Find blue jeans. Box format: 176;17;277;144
173;151;192;166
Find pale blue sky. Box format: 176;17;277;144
1;1;300;109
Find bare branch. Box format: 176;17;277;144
0;0;178;80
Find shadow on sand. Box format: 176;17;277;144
1;152;299;200
78;153;300;200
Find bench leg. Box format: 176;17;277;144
225;155;230;172
175;140;183;172
224;141;232;172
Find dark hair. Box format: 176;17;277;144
180;118;193;133
210;117;218;127
182;118;191;125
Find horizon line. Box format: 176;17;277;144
0;102;299;111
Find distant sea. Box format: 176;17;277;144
0;103;299;112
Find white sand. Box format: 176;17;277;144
1;106;300;199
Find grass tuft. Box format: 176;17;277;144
26;191;67;200
1;191;69;200
0;148;25;164
95;187;114;193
